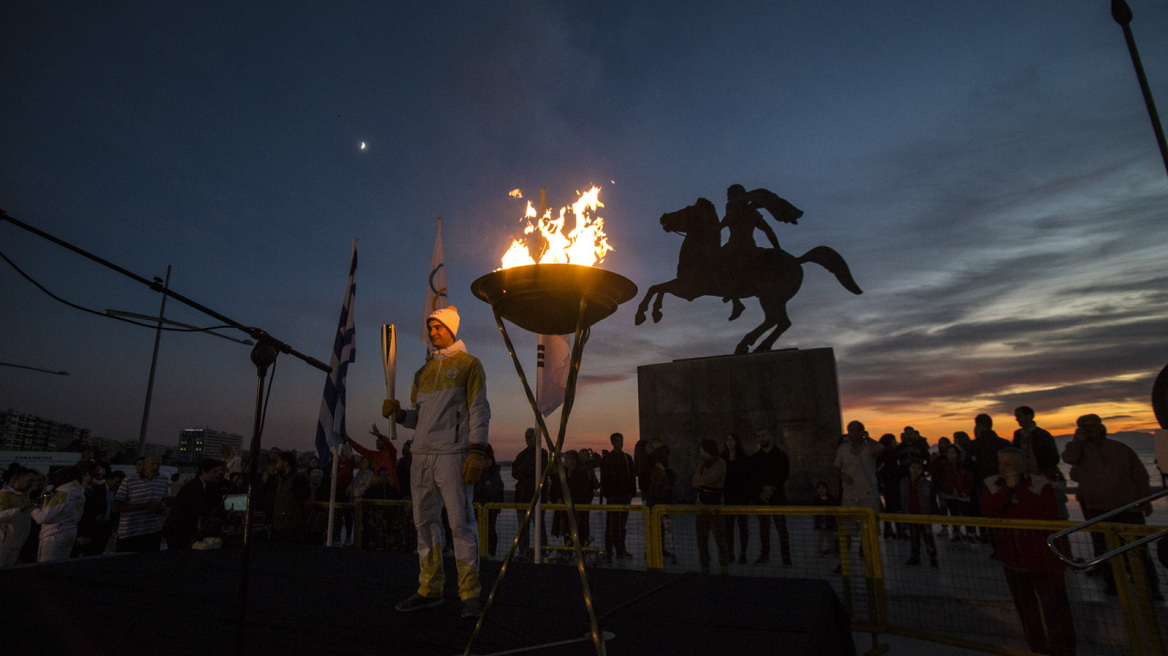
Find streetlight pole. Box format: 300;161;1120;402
137;265;170;457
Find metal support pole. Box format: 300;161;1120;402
465;297;607;656
137;265;170;457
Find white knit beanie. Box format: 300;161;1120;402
428;306;460;339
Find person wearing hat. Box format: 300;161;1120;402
383;306;492;619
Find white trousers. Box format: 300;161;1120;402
37;526;77;562
411;453;480;600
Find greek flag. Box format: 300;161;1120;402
315;240;357;462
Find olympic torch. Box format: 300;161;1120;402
380;324;398;440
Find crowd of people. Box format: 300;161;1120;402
3;396;1164;653
0;438;419;563
828;409;1163;656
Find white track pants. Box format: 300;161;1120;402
411;453;480;600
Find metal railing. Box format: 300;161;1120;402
1047;489;1168;569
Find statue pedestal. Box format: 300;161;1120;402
637;348;843;503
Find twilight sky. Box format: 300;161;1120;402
2;1;1167;459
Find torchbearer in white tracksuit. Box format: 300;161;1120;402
383;306;492;620
31;466;87;563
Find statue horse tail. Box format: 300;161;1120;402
797;246;863;295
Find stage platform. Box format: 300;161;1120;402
2;544;855;656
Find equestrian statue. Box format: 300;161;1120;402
635;184;862;354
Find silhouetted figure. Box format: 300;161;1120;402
969;415;1012;544
1012;406;1061;480
473;444;504;557
898;459;938;568
876;433;901;539
751;427;791;566
834;421;885;572
721;433;752;565
549;450;594;551
74;461;111;557
512;428;548;558
163;459;226;550
635;189;861;354
811;481;838;557
641;437;676;562
1063;414;1162;601
693;439;730;575
272;451;311;544
601;432;636;561
932;444;975;543
719;184;801;319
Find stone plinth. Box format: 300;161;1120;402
637;348;842;503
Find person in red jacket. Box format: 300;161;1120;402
980;447;1075;656
347;426;400;492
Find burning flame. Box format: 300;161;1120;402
500;186;612;269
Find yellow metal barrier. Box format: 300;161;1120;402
875;513;1165;656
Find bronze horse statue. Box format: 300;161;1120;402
634;197;862;354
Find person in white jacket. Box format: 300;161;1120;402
382;306;491;620
0;465;39;566
31;466;88;562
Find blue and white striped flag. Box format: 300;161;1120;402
315;240;357;463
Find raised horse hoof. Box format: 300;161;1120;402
651;309;663;323
728;302;745;321
634;312;646;326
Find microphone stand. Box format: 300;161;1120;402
0;210;331;655
0;210;330;373
237;337;279;655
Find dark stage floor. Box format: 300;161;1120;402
3;544;855;656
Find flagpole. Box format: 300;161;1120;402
326;443;340;547
422;217;448;348
531;189;550;563
317;238;358;547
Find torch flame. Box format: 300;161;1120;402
499;185;612;269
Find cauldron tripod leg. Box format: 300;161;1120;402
465;299;608;656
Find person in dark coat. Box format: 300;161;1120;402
721;433;753;564
751;427;791;566
600;432;636;560
511;428;548;557
473;444;505;556
163;459;226;550
74;461;112;557
272;452;311;544
968;414;1011;543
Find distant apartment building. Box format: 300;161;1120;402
0;408;91;451
178;427;243;462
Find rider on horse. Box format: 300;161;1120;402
719;184;804;320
